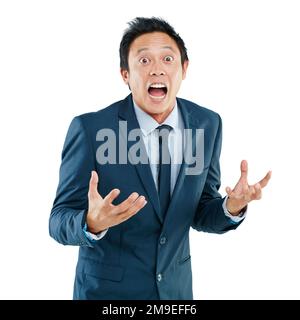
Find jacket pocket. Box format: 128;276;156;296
178;254;191;265
79;258;125;282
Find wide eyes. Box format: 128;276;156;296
139;55;174;65
139;57;150;65
164;55;174;62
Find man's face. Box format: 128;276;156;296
121;32;188;122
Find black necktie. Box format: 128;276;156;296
157;124;172;218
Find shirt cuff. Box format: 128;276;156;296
83;223;108;241
222;195;247;223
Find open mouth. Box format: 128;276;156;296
148;83;168;99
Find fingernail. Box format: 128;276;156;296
131;192;138;198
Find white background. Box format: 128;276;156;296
0;0;299;299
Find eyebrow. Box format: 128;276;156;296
136;46;176;55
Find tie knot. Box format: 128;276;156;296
156;125;172;145
157;124;172;132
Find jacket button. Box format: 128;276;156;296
160;237;167;245
157;273;162;282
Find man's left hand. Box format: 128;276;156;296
225;160;272;215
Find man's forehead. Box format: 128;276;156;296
136;46;176;55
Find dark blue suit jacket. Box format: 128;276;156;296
49;94;243;299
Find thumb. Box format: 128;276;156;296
88;170;102;200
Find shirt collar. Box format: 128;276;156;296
132;99;180;137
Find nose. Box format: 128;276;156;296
150;70;166;76
149;61;166;76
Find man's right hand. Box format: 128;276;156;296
86;171;147;234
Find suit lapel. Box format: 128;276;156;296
163;98;199;221
118;95;162;223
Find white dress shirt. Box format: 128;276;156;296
132;99;183;195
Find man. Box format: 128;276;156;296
49;17;271;300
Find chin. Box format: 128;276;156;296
147;101;168;111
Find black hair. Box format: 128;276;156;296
119;17;189;71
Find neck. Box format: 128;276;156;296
149;107;174;124
132;98;176;124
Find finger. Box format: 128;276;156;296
242;180;249;194
103;188;120;205
258;170;272;188
240;160;248;181
253;183;262;200
244;185;254;202
114;192;140;213
226;187;243;200
88;171;102;200
119;196;147;220
225;186;233;197
226;186;240;199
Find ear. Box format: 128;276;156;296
120;68;129;84
182;60;189;80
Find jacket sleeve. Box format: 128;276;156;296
49;116;95;247
191;114;244;234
